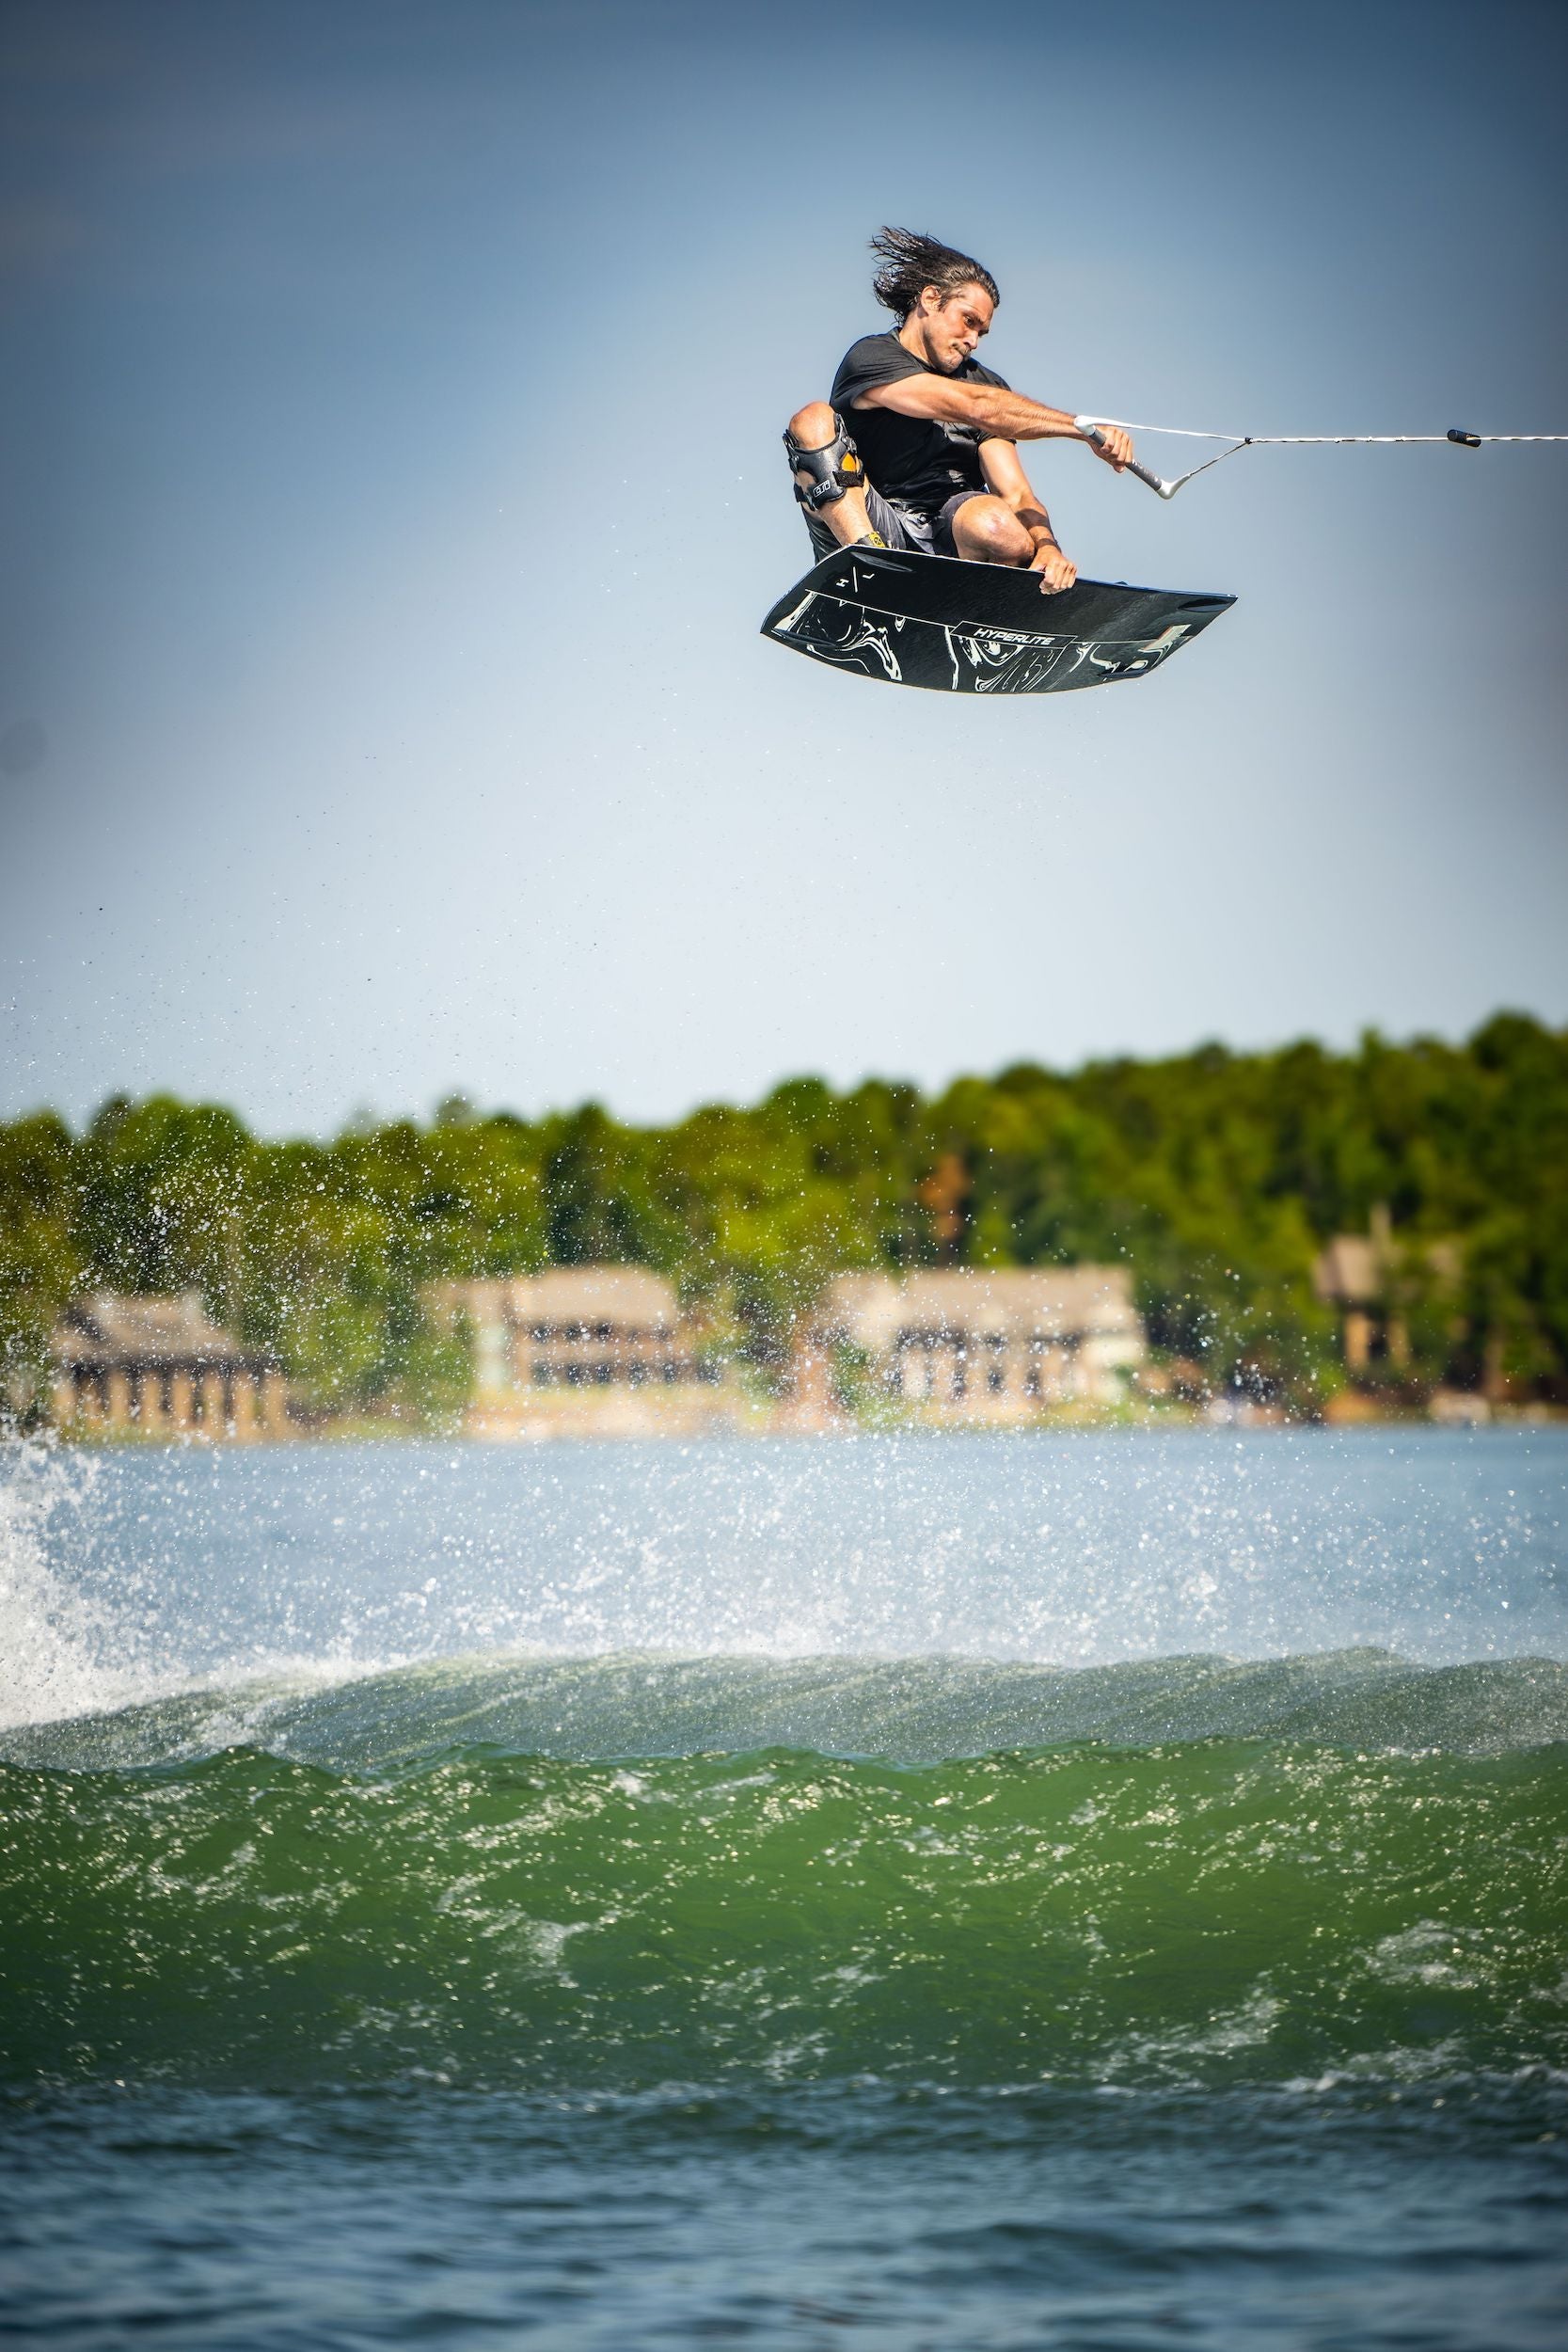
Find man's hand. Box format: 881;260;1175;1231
1082;421;1133;472
1030;541;1078;595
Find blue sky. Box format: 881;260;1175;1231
2;0;1564;1133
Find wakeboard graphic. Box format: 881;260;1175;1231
760;545;1235;694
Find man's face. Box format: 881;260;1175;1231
912;282;994;373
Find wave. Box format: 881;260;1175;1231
4;1647;1565;1774
4;1709;1564;2094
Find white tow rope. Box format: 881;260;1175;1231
1072;417;1568;500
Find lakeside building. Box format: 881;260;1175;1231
802;1266;1147;1424
1312;1209;1462;1374
50;1293;290;1439
427;1269;736;1438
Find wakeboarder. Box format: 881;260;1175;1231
784;227;1137;596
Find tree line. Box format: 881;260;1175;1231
2;1010;1563;1420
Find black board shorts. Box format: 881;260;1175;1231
804;484;984;565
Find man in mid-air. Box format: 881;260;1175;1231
785;227;1136;596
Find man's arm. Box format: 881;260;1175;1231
979;438;1077;593
853;373;1132;470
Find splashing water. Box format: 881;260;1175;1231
3;1428;1563;1744
0;1438;166;1730
3;1428;1566;2350
2;1424;1564;2096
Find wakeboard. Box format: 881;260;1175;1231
761;544;1234;694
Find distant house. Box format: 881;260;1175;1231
1312;1209;1461;1373
1312;1233;1399;1371
808;1266;1147;1422
51;1293;289;1439
427;1269;733;1437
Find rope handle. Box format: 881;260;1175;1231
1073;419;1179;499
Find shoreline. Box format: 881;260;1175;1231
35;1399;1565;1447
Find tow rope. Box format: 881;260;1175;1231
1073;417;1568;500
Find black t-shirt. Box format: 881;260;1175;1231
830;329;1013;520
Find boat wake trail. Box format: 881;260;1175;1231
4;1653;1563;2096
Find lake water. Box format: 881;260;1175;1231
3;1427;1565;2349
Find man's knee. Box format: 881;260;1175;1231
784;404;867;514
786;401;839;450
956;497;1032;563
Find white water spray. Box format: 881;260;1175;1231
0;1437;178;1729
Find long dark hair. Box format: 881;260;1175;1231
869;226;999;319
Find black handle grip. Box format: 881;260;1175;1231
1076;420;1177;499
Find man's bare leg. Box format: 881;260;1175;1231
947;495;1034;565
948;492;1077;593
784;402;880;548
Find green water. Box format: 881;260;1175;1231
5;1696;1566;2094
3;1436;1565;2345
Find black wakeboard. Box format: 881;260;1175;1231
761;544;1235;694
